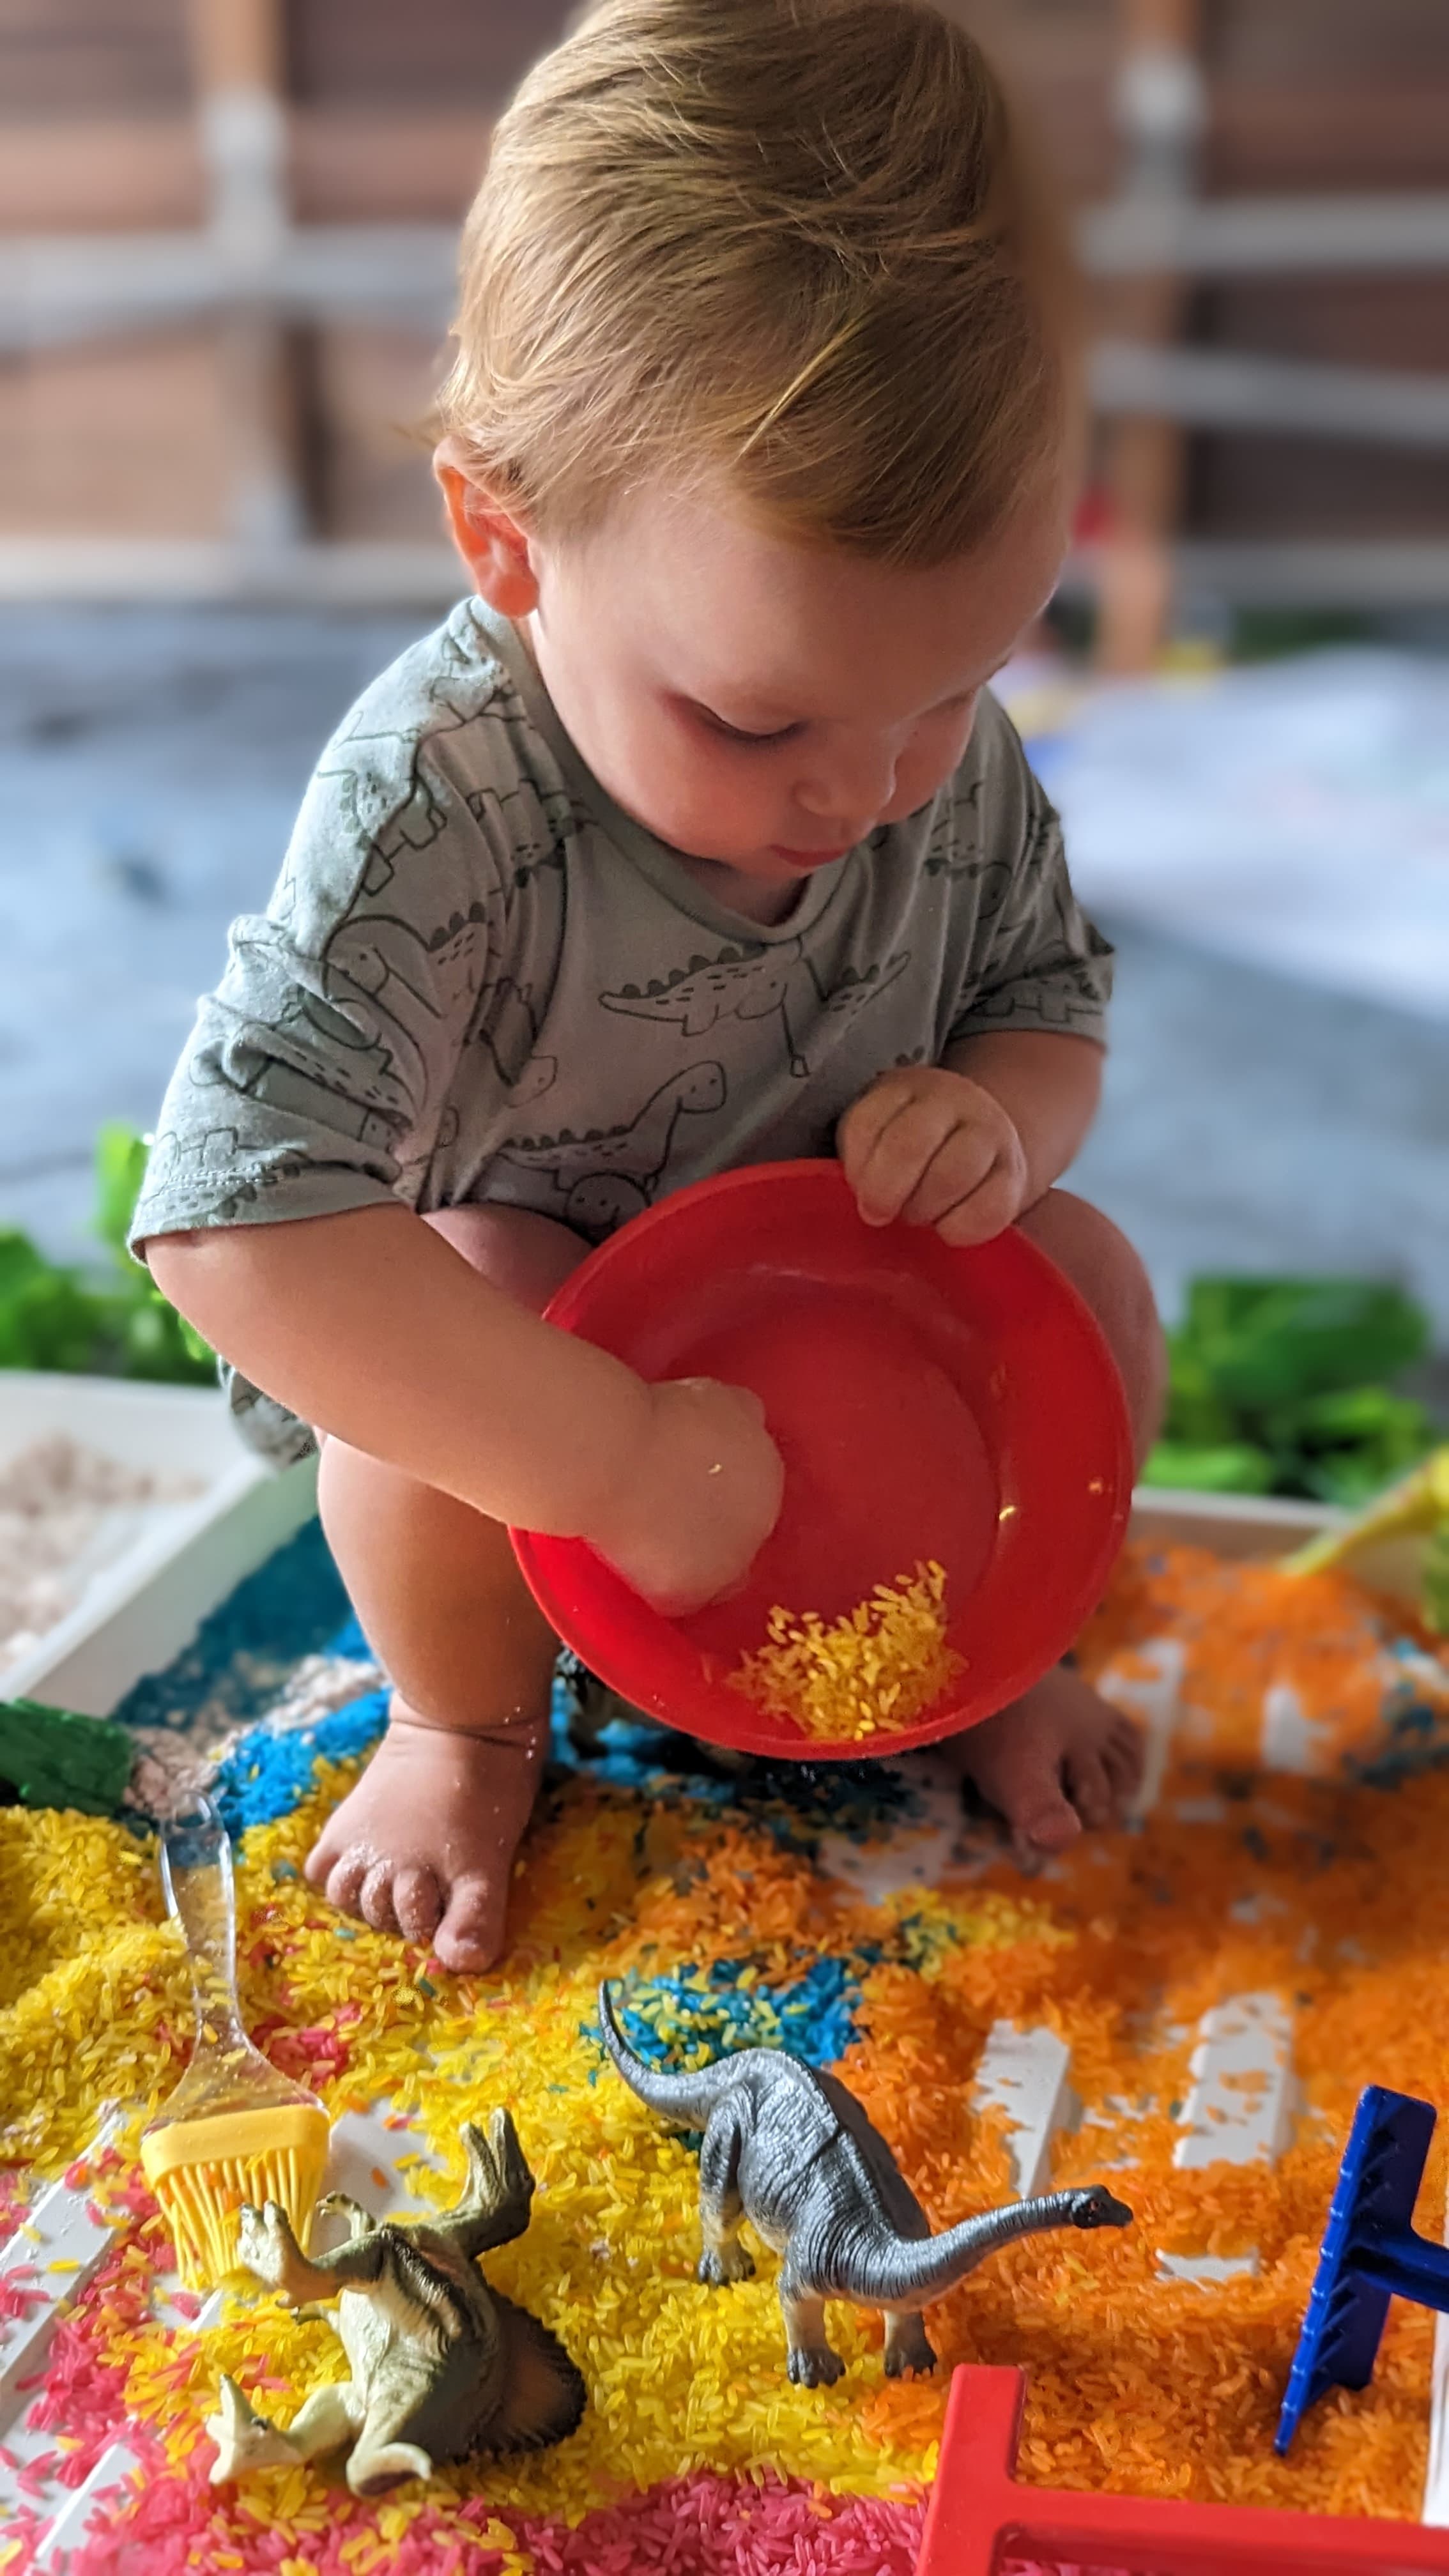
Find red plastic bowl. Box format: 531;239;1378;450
511;1161;1132;1761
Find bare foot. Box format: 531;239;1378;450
303;1709;546;1972
945;1664;1143;1863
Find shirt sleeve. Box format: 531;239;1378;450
946;694;1114;1045
129;640;514;1252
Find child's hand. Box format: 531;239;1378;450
586;1377;785;1616
839;1065;1029;1246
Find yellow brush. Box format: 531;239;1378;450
140;1797;329;2290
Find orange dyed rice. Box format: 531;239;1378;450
730;1560;965;1740
12;1531;1449;2554
1080;1542;1449;1774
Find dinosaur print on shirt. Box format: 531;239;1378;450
601;939;910;1078
492;1063;728;1235
130;601;1113;1468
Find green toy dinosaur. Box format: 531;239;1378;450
206;2112;585;2496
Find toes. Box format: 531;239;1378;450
433;1872;509;1975
392;1864;443;1948
1103;1716;1146;1805
359;1860;402;1938
323;1849;372;1919
1012;1790;1083;1858
305;1820;351;1890
963;1721;1082;1857
1064;1749;1112;1830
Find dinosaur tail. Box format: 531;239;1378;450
848;2184;1133;2310
595;1980;745;2128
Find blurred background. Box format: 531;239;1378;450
3;0;1448;1495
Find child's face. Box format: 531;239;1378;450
445;461;1070;897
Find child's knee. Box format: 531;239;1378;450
422;1203;588;1315
1017;1190;1165;1451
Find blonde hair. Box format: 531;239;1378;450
436;0;1078;565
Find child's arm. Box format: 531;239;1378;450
837;1032;1101;1246
144;1205;783;1614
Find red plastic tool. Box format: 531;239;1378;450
917;2366;1449;2575
512;1160;1133;1758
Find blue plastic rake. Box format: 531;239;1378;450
1277;2085;1449;2453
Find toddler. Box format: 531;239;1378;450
137;0;1163;1972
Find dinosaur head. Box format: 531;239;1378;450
206;2374;303;2485
1071;2186;1134;2231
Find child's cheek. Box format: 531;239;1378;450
663;740;774;860
889;706;979;824
609;724;755;860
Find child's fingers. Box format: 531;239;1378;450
850;1091;966;1225
896;1124;1009;1231
836;1073;921;1196
932;1162;1025;1247
595;1376;785;1614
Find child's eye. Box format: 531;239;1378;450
698;707;804;748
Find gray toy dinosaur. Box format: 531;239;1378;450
598;1980;1131;2386
206;2110;585;2496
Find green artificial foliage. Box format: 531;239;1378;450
0;1123;214;1385
1144;1275;1439;1503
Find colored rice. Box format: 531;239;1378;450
1080;1542;1449;1777
730;1561;965;1740
3;1538;1449;2568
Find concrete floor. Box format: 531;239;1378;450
3;606;1448;1339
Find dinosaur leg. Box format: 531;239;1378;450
436;2110;536;2260
883;2308;937;2378
696;2108;755;2286
316;2192;381;2239
344;2391;437;2497
237;2201;390;2306
780;2283;845;2388
346;2423;435;2497
274;2381;367;2461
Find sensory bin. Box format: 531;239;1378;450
4;1520;1449;2572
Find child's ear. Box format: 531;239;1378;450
434;440;540;617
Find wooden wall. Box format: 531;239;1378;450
1;0;1446;553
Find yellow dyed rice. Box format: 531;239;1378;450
730;1560;965;1740
12;1550;1449;2550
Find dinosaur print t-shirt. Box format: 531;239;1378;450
131;599;1112;1459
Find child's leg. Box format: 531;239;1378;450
304;1206;586;1972
946;1189;1165;1859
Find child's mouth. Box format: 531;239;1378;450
770;845;852;871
